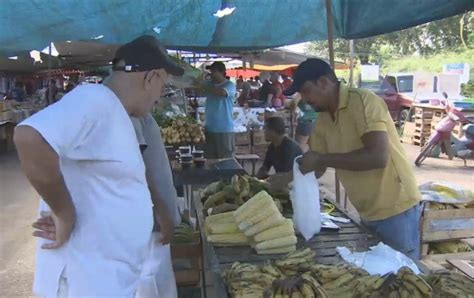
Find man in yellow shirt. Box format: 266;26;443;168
284;59;422;260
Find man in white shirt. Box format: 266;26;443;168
14;35;184;297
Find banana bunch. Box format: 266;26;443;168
309;263;371;297
425;270;474;298
371;267;433;298
265;274;329;298
223;262;277;297
429;240;472;254
273;248;317;276
172;222;194;244
202;176;250;210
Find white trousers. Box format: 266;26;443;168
52;233;177;298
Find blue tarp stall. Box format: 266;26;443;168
0;0;473;55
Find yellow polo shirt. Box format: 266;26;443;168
309;84;421;221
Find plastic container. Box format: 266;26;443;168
192;150;204;159
194;158;206;168
179;146;191;155
180;154;193;163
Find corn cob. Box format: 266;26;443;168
205;211;235;224
243;213;285;236
255;235;298;250
237;202;280;230
207;222;240;234
234;191;273;223
207;233;250;245
256;245;296;255
254;219;294;243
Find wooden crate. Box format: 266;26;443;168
251;129;269;146
234;131;251;146
171;231;202;287
401;122;416;144
419;202;474;274
235;144;251;155
251;144;268;159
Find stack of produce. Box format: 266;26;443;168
224;247;474;298
310;264;435;297
204;211;250;246
425;270;474;297
223;248;324;297
172;221;195;244
234;190;297;254
429;240;472;254
201;175;285;215
159;116;204;145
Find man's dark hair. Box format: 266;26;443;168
265;117;286;135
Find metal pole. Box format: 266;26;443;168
47;42;52;106
349;40;355;87
325;0;342;205
325;0;335;68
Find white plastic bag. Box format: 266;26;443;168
290;156;321;240
136;232;177;298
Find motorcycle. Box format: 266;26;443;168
415;95;474;167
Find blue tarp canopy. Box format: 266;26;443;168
1;0;473;55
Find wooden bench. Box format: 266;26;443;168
235;154;260;176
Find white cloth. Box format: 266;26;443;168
21;84;153;297
136;232;177;298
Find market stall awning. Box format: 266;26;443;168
226;69;260;79
1;0;472;55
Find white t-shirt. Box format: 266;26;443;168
20;84;153;297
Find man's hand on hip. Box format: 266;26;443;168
32;209;75;249
156;212;175;245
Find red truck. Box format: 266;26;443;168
360;73;414;125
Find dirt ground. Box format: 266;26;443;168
0;143;472;296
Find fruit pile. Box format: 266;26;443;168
204;190;296;253
429;240;472;254
224;248;474;298
172;221;195;244
201;175;288;215
159;116;204;145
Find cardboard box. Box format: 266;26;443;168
235;131;250;145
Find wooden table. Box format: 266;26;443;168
194;193;380;298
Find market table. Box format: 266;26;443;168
194;190;381;298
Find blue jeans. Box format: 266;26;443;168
362;203;423;260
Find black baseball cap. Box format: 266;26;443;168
205;61;226;74
283;58;333;96
113;35;184;76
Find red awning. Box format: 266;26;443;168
227;69;260;79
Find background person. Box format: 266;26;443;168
256;116;302;179
198;61;236;159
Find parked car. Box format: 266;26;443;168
360;73;414;125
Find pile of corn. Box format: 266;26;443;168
205;191;296;254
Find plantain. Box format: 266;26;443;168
397;267;432;297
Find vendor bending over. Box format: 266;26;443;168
285;59;422;260
256;116;302;179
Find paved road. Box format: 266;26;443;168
0;143;472;296
0;152;37;297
